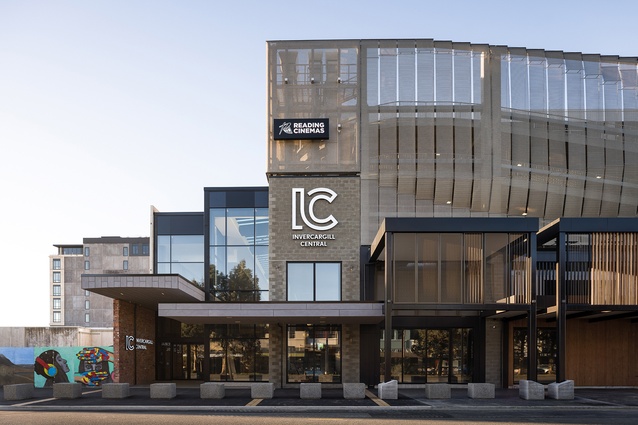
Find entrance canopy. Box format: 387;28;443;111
82;274;206;311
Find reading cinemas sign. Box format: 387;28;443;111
292;187;338;247
274;118;329;140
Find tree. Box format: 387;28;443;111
210;260;260;302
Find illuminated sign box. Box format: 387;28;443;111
274;118;329;140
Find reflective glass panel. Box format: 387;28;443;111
157;235;170;262
440;234;463;303
210;208;226;246
255;208;269;245
417;234;439;303
254;245;269;294
288;263;313;301
394;234;416;303
226;246;255;289
171;235;204;262
287;325;341;383
315;263;341;301
171;263;204;287
227;208;255;245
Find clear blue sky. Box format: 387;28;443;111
1;0;636;327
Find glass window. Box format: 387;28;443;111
142;244;149;255
210;208;226;246
52;258;61;270
53;285;61;296
394;234;416;303
255;208;269;245
85;300;90;310
287;263;341;301
85;290;90;296
171;235;204;262
288;263;314;301
287;325;341;383
417;234;439;303
227;208;255;245
84;261;90;270
53;272;61;283
84;247;90;257
85;313;90;323
315;263;341;301
123;260;128;270
208;205;269;302
157;236;170;262
381;327;473;384
53;298;61;309
208;324;269;382
53;312;61;323
440;234;463;303
132;244;139;255
123;246;129;256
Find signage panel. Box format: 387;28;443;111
274;118;329;140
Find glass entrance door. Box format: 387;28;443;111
181;344;205;380
426;330;450;382
383;327;474;384
156;342;205;380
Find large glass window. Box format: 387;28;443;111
381;328;473;384
52;259;61;270
209;208;269;301
156;235;205;287
53;298;61;309
390;232;530;304
287;262;341;301
52;312;61;323
52;272;61;283
513;327;557;384
52;285;61;296
209;324;269;382
287;325;341;383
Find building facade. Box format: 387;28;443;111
50;237;150;328
82;39;638;388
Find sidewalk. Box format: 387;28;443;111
2;386;638;412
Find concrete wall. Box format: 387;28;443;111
0;327;112;347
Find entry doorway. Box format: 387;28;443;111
157;342;205;381
382;328;474;384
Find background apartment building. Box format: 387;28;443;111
49;237;150;328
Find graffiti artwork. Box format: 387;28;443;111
75;347;114;386
0;347;34;386
34;349;71;387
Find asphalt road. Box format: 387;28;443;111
1;409;637;425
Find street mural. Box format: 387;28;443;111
0;347;34;386
0;346;115;388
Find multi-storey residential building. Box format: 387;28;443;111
83;39;638;388
50;237;150;328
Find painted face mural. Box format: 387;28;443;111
75;347;114;386
34;350;71;386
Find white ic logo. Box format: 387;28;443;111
292;187;338;231
125;335;135;351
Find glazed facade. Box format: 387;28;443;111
83;39;638;388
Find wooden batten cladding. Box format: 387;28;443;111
591;233;638;305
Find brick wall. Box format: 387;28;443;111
113;299;156;385
269;176;361;302
484;319;502;386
